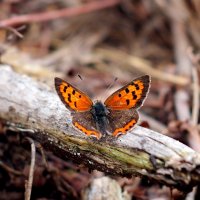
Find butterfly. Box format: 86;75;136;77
55;75;150;139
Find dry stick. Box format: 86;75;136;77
140;113;167;133
170;4;198;198
95;48;189;86
185;49;200;152
187;48;200;126
191;66;199;125
36;143;49;169
0;0;121;27
25;137;36;200
83;177;127;200
172;20;191;121
0;26;24;38
1;66;200;191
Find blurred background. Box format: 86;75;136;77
0;0;200;199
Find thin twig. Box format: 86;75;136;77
0;0;121;27
140;113;167;133
36;143;49;169
187;47;200;125
25;137;36;200
0;26;24;38
191;66;199;125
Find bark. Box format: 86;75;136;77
0;65;200;191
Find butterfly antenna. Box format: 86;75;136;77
106;77;118;92
78;74;83;80
100;77;118;102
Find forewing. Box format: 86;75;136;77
55;77;93;112
107;108;139;137
104;75;150;110
72;111;101;139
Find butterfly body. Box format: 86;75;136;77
90;101;110;135
55;75;150;139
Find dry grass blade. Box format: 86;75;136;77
24;137;36;200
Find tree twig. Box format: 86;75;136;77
24;137;36;200
187;48;200;126
0;0;121;27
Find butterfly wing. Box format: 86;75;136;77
104;75;150;110
55;77;101;138
105;75;150;137
55;77;93;112
72;111;101;139
107;109;139;137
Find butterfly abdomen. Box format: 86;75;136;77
91;101;109;135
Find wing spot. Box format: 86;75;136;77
63;86;68;92
74;101;77;108
131;83;140;90
133;94;137;100
79;95;81;98
125;88;129;93
135;84;139;90
118;93;122;97
68;93;72;102
72;89;76;95
126;99;130;105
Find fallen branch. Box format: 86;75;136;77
0;66;200;191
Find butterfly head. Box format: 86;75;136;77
91;101;109;116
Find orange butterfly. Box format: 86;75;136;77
55;75;150;139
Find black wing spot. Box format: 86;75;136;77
125;88;129;93
132;91;137;99
74;101;77;108
79;95;81;98
132;83;139;90
126;99;130;105
134;84;139;90
72;89;76;95
118;93;122;97
68;93;72;102
64;86;68;92
133;94;137;100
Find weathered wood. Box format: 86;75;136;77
82;177;129;200
0;65;200;191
